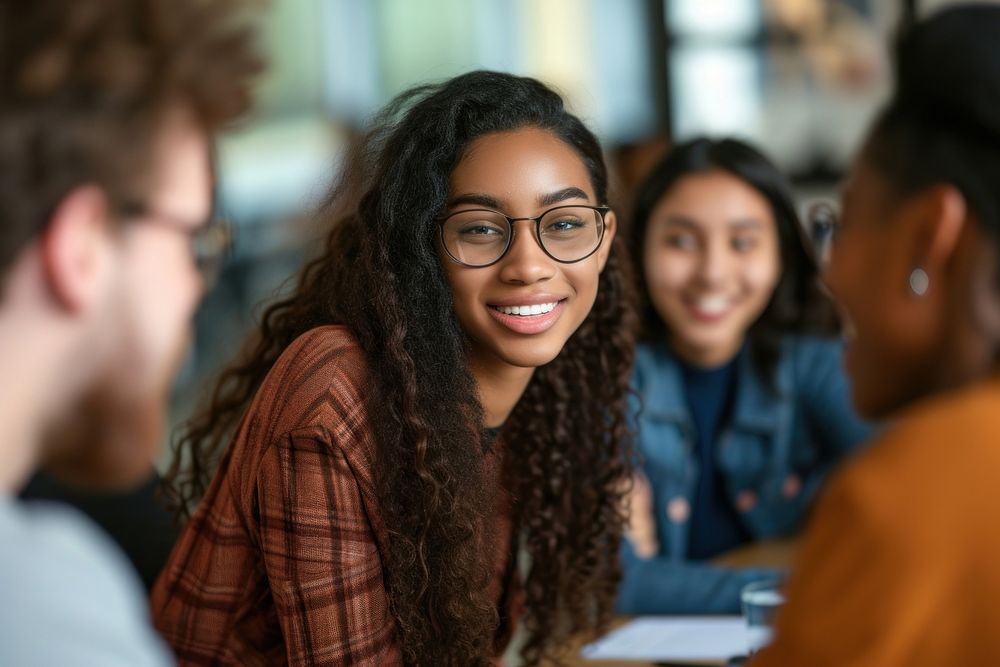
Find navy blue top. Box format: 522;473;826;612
680;358;751;559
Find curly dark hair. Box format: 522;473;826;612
164;70;637;665
628;137;839;387
0;0;261;281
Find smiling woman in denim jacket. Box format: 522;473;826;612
618;137;872;615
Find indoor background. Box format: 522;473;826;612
167;0;981;456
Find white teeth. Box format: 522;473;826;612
494;302;558;316
695;296;731;315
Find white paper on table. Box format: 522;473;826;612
580;616;749;662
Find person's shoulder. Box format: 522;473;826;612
777;334;846;388
0;498;124;573
831;379;1000;514
0;500;171;665
274;324;367;386
254;325;370;426
633;341;671;381
782;333;844;368
876;379;1000;464
237;325;382;482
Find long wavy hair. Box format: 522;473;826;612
164;70;637;666
628;137;838;388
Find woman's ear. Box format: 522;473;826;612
597;209;618;272
40;185;114;313
906;183;967;286
928;184;968;271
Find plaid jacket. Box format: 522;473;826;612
152;326;518;666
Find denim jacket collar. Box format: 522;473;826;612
636;341;786;435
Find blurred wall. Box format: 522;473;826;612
166;0;909;459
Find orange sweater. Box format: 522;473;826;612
753;376;1000;667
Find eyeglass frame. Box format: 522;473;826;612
804;200;841;268
437;203;611;268
118;200;234;286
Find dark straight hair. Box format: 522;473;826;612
863;4;1000;265
628;136;838;388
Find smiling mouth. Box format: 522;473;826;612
693;296;731;316
685;295;736;321
489;301;560;317
486;299;567;335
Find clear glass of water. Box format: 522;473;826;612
741;578;786;655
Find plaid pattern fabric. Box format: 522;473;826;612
152;326;517;666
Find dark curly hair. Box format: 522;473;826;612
164;70;637;665
628;137;838;387
0;0;261;281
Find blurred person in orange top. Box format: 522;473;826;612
753;4;1000;666
0;0;259;664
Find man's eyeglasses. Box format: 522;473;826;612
805;201;840;269
120;201;233;288
438;204;609;268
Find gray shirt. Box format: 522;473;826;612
0;496;173;666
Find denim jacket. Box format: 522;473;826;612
617;335;872;614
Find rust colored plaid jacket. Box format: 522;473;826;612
152;326;518;666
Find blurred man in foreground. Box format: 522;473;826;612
0;0;259;662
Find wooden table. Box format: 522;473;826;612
711;537;797;570
553;538;797;666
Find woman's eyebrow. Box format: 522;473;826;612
448;192;504;209
661;214;701;230
728;218;763;230
447;186;590;212
659;215;763;231
538;186;590;207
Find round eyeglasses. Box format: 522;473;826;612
438;204;609;268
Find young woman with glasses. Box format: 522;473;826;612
618;137;871;615
152;71;636;666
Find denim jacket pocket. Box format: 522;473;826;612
717;429;800;538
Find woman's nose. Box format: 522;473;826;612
497;220;556;285
695;240;728;287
